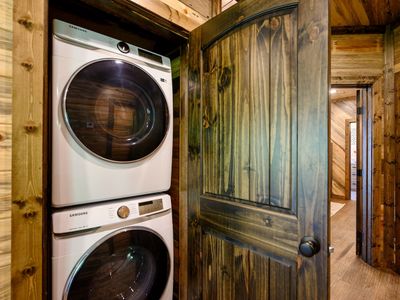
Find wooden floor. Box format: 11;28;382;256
330;200;400;299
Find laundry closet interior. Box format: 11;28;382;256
8;0;400;299
49;0;195;299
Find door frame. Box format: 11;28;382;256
330;85;373;264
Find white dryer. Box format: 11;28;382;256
52;193;173;300
52;19;173;207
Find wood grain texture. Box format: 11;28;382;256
330;0;400;27
383;27;395;270
186;0;329;299
126;0;207;31
186;27;202;300
179;0;212;19
331;34;384;85
202;233;295;300
394;27;400;73
371;76;385;267
269;14;293;209
12;0;47;299
178;44;189;300
296;0;329;297
330;91;357;198
0;0;12;298
202;12;295;210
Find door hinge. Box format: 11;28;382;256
356;231;362;256
357;169;363;177
357;107;363;115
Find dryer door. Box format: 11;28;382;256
63;59;169;163
64;229;170;300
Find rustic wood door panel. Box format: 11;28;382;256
202;11;297;210
202;234;295;300
186;0;329;299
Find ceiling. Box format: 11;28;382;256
331;0;400;27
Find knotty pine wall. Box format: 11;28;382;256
370;26;400;273
371;75;385;268
330;90;357;199
0;1;12;299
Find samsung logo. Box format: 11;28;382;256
69;211;88;217
68;24;87;33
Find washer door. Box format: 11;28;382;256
63;59;169;163
65;229;170;300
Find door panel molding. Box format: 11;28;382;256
201;0;299;50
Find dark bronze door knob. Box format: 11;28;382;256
299;237;320;257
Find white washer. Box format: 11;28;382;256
52;193;173;300
52;19;173;207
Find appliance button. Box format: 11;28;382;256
117;41;130;53
117;205;130;219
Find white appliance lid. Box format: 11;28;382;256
53;19;171;69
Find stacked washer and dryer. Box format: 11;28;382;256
51;19;174;300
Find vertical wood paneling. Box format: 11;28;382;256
296;0;329;297
203;26;251;200
202;11;296;210
383;27;395;269
202;234;293;300
12;0;47;299
179;44;189;300
269;259;291;300
249;251;269;300
0;0;12;298
249;20;270;204
187;27;202;300
371;76;385;267
231;27;250;200
203;43;219;197
269;14;292;209
330;94;357;198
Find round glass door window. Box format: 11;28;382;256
63;59;169;163
65;229;170;300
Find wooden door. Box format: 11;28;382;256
185;0;329;299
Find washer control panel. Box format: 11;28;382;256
139;199;164;215
117;41;130;53
52;194;171;234
117;205;130;218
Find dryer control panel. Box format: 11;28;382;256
52;194;171;234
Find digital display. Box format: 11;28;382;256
139;199;163;215
138;48;163;64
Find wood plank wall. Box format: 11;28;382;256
330;90;357;199
371;75;385;267
0;0;12;299
331;34;384;85
12;0;47;299
370;26;400;273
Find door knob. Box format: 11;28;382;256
299;237;320;257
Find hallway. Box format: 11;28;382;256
331;200;400;299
